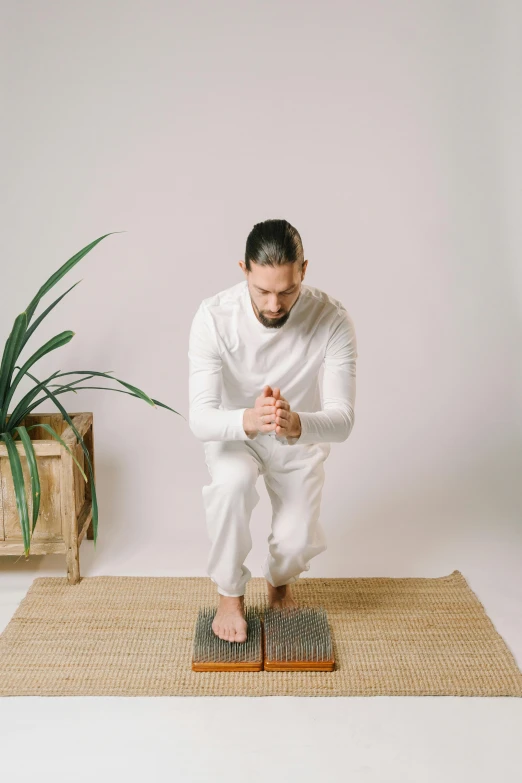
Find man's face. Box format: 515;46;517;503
240;260;307;329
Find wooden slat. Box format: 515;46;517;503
0;540;67;555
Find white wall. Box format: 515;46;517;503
2;0;520;587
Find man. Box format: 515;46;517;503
188;219;357;642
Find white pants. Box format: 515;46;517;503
201;433;332;596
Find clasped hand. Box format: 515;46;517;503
252;385;301;439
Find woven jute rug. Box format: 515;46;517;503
0;569;521;697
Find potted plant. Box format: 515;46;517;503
0;232;184;580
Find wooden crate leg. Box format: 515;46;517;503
84;421;95;542
66;544;80;584
61;447;81;585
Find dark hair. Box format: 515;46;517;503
244;219;304;272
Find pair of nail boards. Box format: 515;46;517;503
192;605;335;672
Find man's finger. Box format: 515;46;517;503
266;398;289;410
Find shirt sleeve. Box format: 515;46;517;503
188;302;257;442
288;307;357;445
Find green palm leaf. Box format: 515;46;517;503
21;385;183;420
7;369;64;430
24;233;124;327
0;233;121;429
24;422;88;481
11;425;41;534
6;369;185;432
0;431;31;555
0;313;28;421
0;331;75;429
18;279;83;355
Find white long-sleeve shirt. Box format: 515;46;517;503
188;279;357;445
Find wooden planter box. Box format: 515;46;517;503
0;411;95;584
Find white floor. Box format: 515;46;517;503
1;553;521;783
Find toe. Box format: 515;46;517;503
213;621;226;641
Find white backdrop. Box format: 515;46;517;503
2;0;521;596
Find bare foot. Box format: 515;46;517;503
211;595;248;642
266;580;298;610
